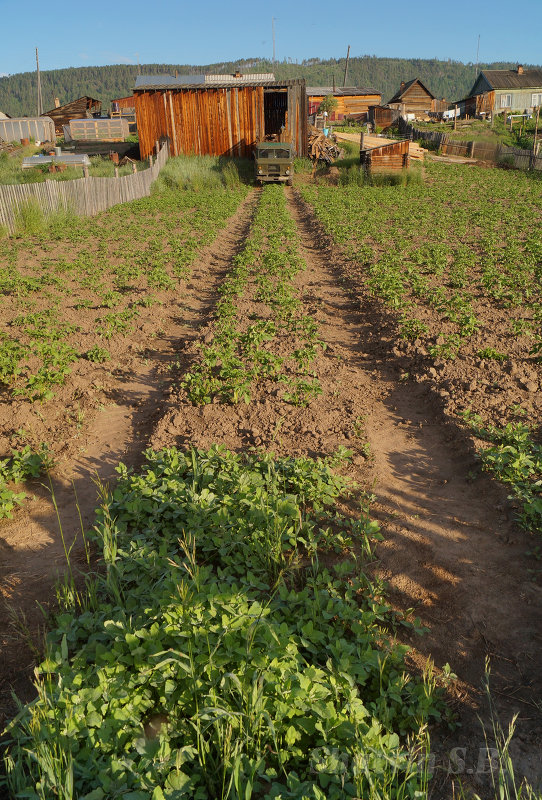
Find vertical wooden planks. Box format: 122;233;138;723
0;143;169;234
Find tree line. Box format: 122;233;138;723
1;56;539;118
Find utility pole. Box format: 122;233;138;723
36;47;43;116
343;44;350;87
475;34;480;78
272;18;276;64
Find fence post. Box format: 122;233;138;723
83;165;89;179
114;166;119;178
533;106;540;163
468;141;475;158
132;162;137;173
155;140;160;156
149;154;153;168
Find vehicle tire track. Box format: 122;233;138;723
0;188;260;731
286;186;542;791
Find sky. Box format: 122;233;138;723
1;0;541;76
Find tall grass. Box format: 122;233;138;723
152;154;252;192
12;199;78;238
338;165;423;187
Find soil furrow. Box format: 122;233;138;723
288;188;542;789
0;189;259;729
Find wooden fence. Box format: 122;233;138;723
0;142;169;234
397;119;542;171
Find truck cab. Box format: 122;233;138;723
254;141;294;185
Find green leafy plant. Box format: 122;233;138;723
84;345;111;363
3;446;442;799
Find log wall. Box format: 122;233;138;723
360;139;410;172
308;94;381;120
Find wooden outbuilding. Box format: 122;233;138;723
360;138;410;173
306;86;382;122
42;96;102;134
368;105;401;131
111;96;136;117
133;73;308;159
387;79;445;116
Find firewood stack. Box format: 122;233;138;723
308;126;341;164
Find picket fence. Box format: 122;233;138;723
0;143;169;234
398;119;542;172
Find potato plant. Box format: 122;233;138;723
0;184;248;404
3;446;443;799
182;185;326;407
300;161;542;534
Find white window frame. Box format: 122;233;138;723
532;93;542;107
500;94;512;108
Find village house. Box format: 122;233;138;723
457;65;542;117
42;96;102;135
133;73;307;159
306;86;382;122
387;78;447;117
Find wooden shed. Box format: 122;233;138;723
360;138;410;173
368;105;401;131
42;96;102;134
111;96;137;119
387;79;443;116
133;74;308;159
307;86;382;122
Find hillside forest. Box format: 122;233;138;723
1;55;541;117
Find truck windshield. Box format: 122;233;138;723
258;149;290;159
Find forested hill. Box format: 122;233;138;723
1;56;539;117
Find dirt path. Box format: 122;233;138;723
0;190;259;730
288;190;542;790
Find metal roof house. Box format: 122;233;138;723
459;66;542;117
133;73;308;159
306;86;381;121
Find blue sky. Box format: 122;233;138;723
1;0;541;76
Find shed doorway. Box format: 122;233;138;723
264;89;288;137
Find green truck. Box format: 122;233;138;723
254;141;294;185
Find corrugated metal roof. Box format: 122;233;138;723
134;78;304;91
135;73;276;89
22;154;91;169
482;69;542;89
306;86;381;97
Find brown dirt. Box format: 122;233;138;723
1;184;541;796
0;190;259;730
151;188;542;792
